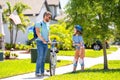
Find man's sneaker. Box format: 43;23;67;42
41;73;49;76
35;73;42;77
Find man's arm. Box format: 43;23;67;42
48;33;51;42
36;27;47;44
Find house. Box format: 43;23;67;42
47;0;61;19
0;0;62;44
36;0;62;23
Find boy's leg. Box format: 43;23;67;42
73;58;78;72
73;50;79;72
79;48;85;71
79;48;85;58
79;58;84;71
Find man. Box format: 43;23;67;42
35;11;52;76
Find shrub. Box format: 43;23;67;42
4;51;11;57
11;53;18;58
0;33;3;38
5;43;15;50
50;23;73;50
4;51;11;59
15;44;31;50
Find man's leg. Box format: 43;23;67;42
41;44;48;74
36;41;44;75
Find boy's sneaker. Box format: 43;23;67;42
71;71;76;73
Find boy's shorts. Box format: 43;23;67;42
75;45;85;50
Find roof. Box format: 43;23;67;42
0;0;62;16
0;0;46;15
46;0;60;6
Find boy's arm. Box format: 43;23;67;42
73;42;84;48
79;42;84;48
72;41;75;46
73;42;79;46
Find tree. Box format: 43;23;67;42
65;0;120;70
3;2;14;45
13;2;31;44
3;2;30;46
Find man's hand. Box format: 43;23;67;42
43;40;47;44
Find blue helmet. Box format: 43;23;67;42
75;25;83;32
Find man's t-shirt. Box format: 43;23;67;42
35;21;49;42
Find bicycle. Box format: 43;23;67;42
49;42;59;76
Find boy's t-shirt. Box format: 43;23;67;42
72;35;84;49
72;35;84;44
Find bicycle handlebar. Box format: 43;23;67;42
48;42;59;45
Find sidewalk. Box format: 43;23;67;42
1;47;120;80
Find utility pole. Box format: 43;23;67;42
0;5;5;50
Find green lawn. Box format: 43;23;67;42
45;60;120;80
58;46;118;57
0;59;72;79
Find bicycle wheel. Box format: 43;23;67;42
49;53;57;76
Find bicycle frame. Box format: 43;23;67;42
49;42;58;76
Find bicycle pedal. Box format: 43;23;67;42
57;60;61;62
46;70;50;72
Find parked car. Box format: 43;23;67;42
112;41;120;45
91;40;102;50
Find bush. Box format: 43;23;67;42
4;51;11;57
5;43;15;50
11;53;18;58
4;51;11;59
15;44;31;50
50;23;73;50
0;33;3;38
4;51;18;59
5;43;31;50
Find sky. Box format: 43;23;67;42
60;0;69;10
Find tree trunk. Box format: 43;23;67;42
103;41;108;70
9;23;14;45
11;29;13;44
14;28;18;44
10;28;12;44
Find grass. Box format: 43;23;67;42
0;59;72;79
45;60;120;80
58;46;118;57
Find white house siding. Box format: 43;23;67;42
49;6;61;19
49;6;56;18
4;4;48;44
57;6;60;15
3;17;36;44
4;24;10;43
